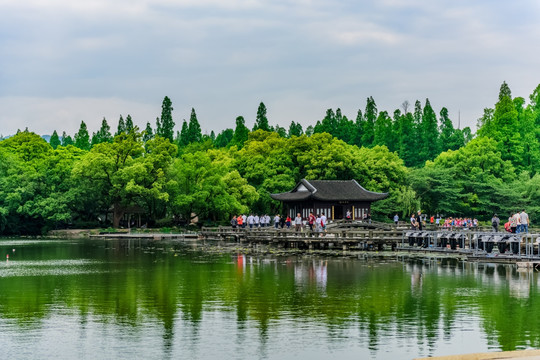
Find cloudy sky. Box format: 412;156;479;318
1;0;539;137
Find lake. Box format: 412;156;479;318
1;238;539;359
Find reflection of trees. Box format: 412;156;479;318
4;241;540;354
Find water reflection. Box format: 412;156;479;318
1;239;540;359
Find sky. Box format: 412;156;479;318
1;0;540;137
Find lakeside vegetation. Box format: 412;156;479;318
1;81;540;235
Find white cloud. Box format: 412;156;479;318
0;0;539;137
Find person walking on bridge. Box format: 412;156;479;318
520;209;529;233
415;210;423;231
294;213;302;232
491;214;500;232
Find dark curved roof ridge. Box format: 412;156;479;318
270;179;388;202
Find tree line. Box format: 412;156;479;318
1;82;540;234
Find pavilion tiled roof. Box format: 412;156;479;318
270;179;388;202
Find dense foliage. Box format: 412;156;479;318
1;82;539;234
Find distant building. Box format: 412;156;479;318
270;179;388;220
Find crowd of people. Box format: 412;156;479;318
491;210;530;233
232;210;532;234
230;212;328;234
407;211;482;230
405;209;531;233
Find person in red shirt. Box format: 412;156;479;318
236;214;243;228
308;212;315;231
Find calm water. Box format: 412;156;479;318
1;239;540;359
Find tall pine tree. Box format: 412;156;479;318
253;102;270;132
125;115;134;133
74;121;91;151
116;115;126;136
353;109;364;147
50;130;61;149
362;97;377;147
373;111;392;148
177;120;189;147
231;116;250;147
156;96;175;142
97;118;113;144
143;122;154;142
420;98;440;162
187;108;202;143
288;121;303;138
61;131;73;146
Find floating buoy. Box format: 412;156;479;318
13;249;15;252
6;254;9;259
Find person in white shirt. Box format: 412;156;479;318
273;214;280;229
513;211;521;233
315;214;322;234
294;213;302;232
520;209;529;233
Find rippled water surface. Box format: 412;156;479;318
1;238;540;359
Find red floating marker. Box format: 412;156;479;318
6;254;9;259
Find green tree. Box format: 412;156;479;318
72;130;176;227
438;108;464;152
0;131;85;234
274;124;287;138
50;130;61;149
288;121;303;138
169;149;258;222
116;115;126;136
334;109;356;145
187;108;202;143
230;116;250;147
143;122;154;143
314;109;336;135
214;129;234;148
353;109;364;147
362;97;377;147
61;131;73;146
412;100;423;162
125;115;134;133
92;118;113;146
177;120;189;148
410;137;518;217
420;98;440;162
397;110;417;167
156;96;175;142
253;102;270;132
74;121;91;151
477;82;523;169
373;111;392;149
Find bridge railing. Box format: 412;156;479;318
401;229;540;258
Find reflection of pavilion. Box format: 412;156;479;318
294;260;327;291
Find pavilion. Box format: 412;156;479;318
270;179;388;220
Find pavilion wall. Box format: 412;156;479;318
285;200;373;220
